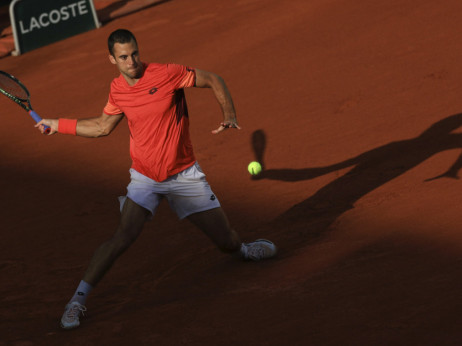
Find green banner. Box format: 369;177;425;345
10;0;100;54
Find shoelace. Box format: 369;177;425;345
66;303;87;319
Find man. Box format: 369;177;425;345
37;29;277;330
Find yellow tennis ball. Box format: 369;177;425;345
248;161;262;175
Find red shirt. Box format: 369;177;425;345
104;63;196;182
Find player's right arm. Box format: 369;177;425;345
36;112;124;137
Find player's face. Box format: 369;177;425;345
109;40;143;83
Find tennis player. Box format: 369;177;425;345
37;29;277;330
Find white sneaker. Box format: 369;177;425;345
60;301;87;330
241;239;277;261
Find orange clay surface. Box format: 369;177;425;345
1;0;462;344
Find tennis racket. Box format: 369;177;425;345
0;70;50;134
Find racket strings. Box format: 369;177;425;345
0;74;28;100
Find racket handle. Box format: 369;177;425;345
29;110;51;134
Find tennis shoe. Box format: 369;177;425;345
60;301;87;330
241;239;277;261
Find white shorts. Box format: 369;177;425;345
119;162;221;219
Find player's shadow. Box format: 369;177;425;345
253;113;462;250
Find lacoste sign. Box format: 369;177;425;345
10;0;100;55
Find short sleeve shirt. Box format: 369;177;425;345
104;63;196;182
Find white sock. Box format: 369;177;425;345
69;280;93;306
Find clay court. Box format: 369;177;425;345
1;0;461;344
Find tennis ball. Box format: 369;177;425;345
248;161;262;175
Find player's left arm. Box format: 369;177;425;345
194;69;241;134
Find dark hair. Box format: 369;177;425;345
108;29;137;55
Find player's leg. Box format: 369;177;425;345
60;198;150;330
187;207;277;261
171;162;277;260
82;197;150;286
187;207;241;253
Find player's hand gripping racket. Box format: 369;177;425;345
0;70;50;134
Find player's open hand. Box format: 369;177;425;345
212;119;241;134
35;119;58;135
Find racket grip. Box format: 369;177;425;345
29;110;51;134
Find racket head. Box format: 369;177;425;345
0;71;30;102
0;70;50;134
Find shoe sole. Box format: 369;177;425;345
60;322;80;330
